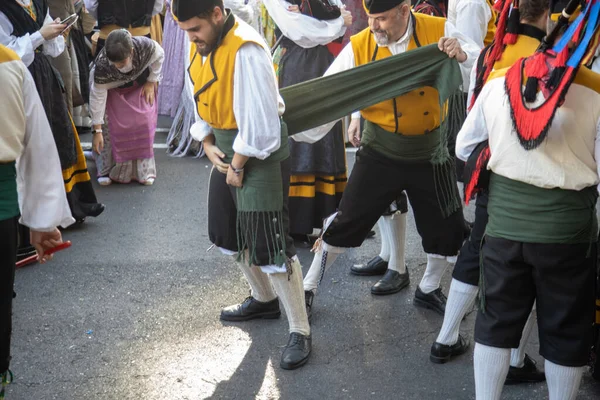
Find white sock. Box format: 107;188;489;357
383;212;406;274
270;257;310;336
545;360;584;400
303;247;342;292
474;343;510;400
419;254;453;294
237;261;277;303
377;217;390;261
436;279;478;345
510;305;536;368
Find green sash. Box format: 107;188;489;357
0;162;19;221
280;44;464;217
212;123;290;266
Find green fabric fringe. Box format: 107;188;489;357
212;126;290;266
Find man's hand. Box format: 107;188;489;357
39;18;67;41
226;167;244;187
93;132;104;154
341;6;353;27
30;228;63;264
142;81;157;106
348;118;361;147
204;141;229;174
438;37;467;63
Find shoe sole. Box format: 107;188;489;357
280;354;311;370
350;268;387;276
371;280;410;296
413;297;445;316
220;311;281;322
430;354;452;364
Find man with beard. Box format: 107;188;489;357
294;0;478;317
173;0;312;370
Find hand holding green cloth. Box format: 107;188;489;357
281;44;466;218
280;44;464;138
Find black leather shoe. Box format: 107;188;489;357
305;290;314;321
505;354;546;384
414;287;447;315
350;256;388;276
430;335;470;364
220;296;281;322
371;269;410;295
280;333;312;370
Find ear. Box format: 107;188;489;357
212;6;223;23
399;3;410;18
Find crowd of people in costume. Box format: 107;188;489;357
1;0;600;399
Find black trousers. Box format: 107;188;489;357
207;158;297;266
452;192;488;286
0;217;18;373
324;146;465;256
475;236;597;366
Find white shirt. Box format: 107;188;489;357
190;41;286;160
447;0;492;50
261;0;346;48
89;39;165;125
0;56;74;230
292;17;479;144
0;2;65;67
456;75;600;192
84;0;164;21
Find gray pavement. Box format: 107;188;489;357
6;132;600;399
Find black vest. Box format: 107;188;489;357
97;0;154;29
0;0;46;40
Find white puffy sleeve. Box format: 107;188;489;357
17;62;74;230
232;43;283;159
262;0;346;48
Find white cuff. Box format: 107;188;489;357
190;121;212;142
232;135;271;160
351;112;360;120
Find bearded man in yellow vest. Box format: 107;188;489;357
294;0;479;317
173;0;312;370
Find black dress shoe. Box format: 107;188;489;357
430;335;470;364
505;354;546;384
220;296;281;322
414;287;447;315
365;230;376;239
371;269;410;295
305;290;314;321
280;333;312;370
350;256;388;276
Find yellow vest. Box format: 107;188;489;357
484;0;497;46
350;13;446;135
188;16;266;130
491;34;542;71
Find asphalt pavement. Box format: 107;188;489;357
5;130;600;400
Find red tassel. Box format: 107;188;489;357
553;46;569;68
503;33;518;45
493;0;504;12
464;146;491;205
525;53;549;79
506;60;576;146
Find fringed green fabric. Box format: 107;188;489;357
280;44;465;218
213;123;290;266
0;370;13;400
281;44;464;136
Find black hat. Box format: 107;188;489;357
363;0;405;14
172;0;218;22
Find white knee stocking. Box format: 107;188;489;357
381;212;407;274
436;279;478;345
474;343;510;400
270;257;311;336
545;360;584;400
